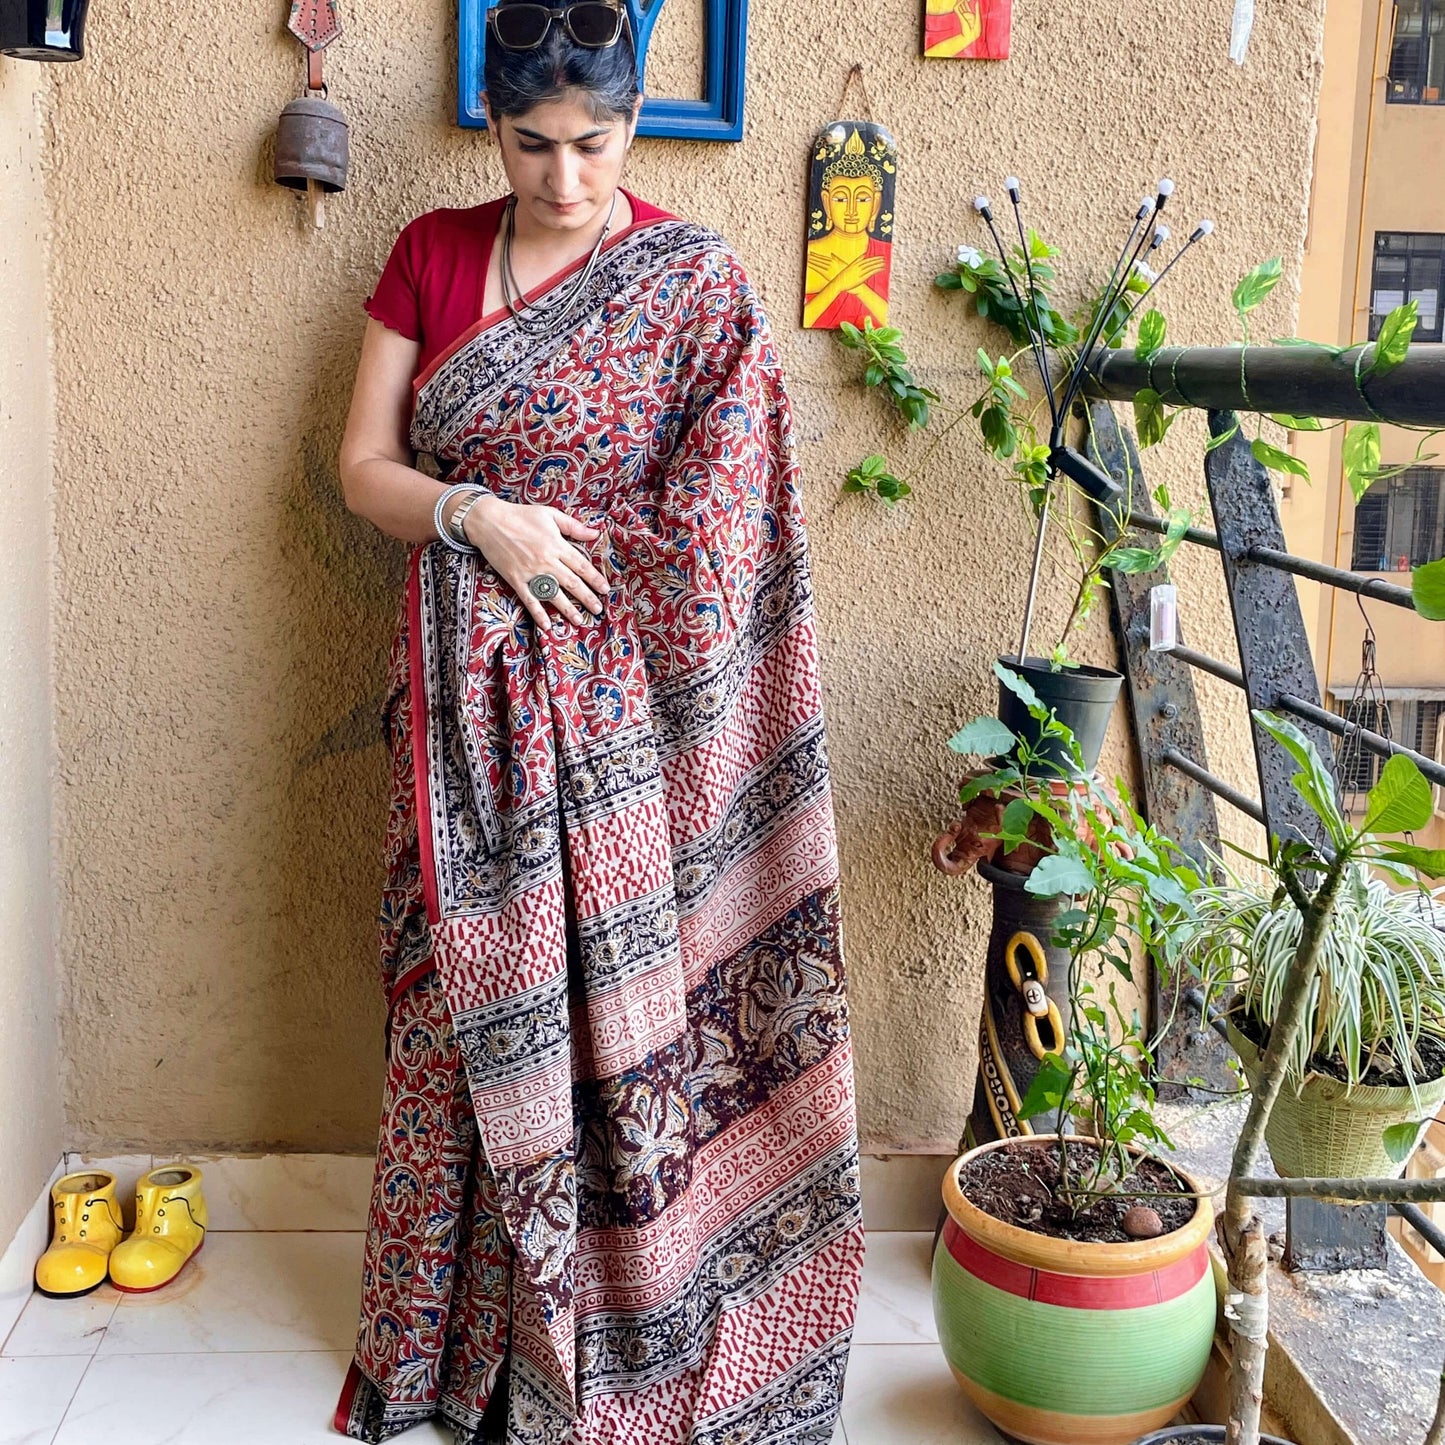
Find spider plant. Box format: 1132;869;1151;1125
1189;861;1445;1105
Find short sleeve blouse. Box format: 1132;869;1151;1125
364;191;673;382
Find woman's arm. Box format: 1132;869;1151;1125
338;319;609;629
339;319;449;544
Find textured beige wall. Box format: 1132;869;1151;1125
0;58;62;1244
39;0;1324;1156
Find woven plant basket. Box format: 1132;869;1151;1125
1226;1007;1445;1180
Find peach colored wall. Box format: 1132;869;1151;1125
0;58;61;1247
35;0;1324;1156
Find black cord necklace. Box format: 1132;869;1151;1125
500;192;618;334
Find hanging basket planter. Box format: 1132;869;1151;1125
1225;1005;1445;1181
996;655;1123;776
934;1137;1216;1445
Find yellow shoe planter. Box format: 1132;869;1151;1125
108;1163;208;1294
34;1170;125;1298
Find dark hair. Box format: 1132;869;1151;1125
484;1;641;123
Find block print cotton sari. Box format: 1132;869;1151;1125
335;205;864;1445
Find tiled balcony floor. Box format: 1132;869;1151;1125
1;1183;1002;1445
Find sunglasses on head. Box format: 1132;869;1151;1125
487;1;627;50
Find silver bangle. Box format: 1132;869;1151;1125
433;484;481;553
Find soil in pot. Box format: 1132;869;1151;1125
958;1139;1196;1243
1230;1004;1445;1089
1131;1431;1293;1444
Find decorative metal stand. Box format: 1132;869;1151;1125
967;861;1072;1147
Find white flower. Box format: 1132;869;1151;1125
1133;260;1158;283
956;244;984;268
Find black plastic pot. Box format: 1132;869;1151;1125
997;654;1123;775
0;0;88;60
1132;1429;1292;1444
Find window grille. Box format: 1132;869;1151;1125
1388;0;1445;103
1371;233;1445;342
1351;466;1445;571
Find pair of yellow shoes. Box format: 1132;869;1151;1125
34;1163;208;1298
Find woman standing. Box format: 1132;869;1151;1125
334;3;863;1440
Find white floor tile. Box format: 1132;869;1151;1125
96;1233;363;1357
51;1350;453;1445
853;1233;937;1345
2;1285;120;1358
188;1154;375;1232
0;1356;90;1445
842;1345;1003;1445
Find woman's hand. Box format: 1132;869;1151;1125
464;495;609;631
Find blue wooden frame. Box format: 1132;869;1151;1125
458;0;748;141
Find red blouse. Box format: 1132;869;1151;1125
364;190;674;382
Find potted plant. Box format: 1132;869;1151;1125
1183;726;1445;1181
933;672;1217;1445
1189;713;1445;1445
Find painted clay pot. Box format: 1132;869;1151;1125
1225;1006;1445;1181
934;1136;1217;1445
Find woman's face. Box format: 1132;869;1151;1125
486;91;639;236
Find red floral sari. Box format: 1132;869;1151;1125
335;209;864;1443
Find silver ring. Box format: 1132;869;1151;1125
527;573;560;602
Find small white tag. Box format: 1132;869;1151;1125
1230;0;1256;65
1150;584;1179;652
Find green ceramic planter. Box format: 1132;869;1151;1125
1225;1008;1445;1180
933;1136;1217;1445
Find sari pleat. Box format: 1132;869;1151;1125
339;213;864;1445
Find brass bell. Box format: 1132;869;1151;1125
274;94;349;228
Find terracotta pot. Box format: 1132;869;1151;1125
1225;1005;1445;1181
934;1136;1216;1445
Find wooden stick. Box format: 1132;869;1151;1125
307;179;326;230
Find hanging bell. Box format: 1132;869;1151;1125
274;94;349;228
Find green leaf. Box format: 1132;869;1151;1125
1233;258;1283;320
1016;1053;1072;1122
999;798;1036;849
836;322;864;349
958;768;1018;807
1343;424;1382;503
1413;557;1445;621
1134;388;1176;449
1364;753;1434;834
1251;437;1310;480
1205;421;1240;453
947;717;1018;758
1252;710;1350;850
1269;413;1325;431
1377;845;1445;879
1271;337;1347;356
1026;852;1097;898
1383;1121;1423;1165
934;271;964;291
1110;547;1163;574
1368;301;1418;379
994;662;1047;719
1137;309;1167;361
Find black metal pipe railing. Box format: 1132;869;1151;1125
1393;1202;1445;1262
1171;646;1245;689
1085;343;1445;428
1161;747;1267;825
1245;548;1417;611
1125;516;1417;611
1276;693;1445;789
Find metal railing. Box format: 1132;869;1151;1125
1083;343;1445;1271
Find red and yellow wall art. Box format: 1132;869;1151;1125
923;0;1011;59
802;122;897;331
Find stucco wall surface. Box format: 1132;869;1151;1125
40;0;1324;1155
0;58;61;1245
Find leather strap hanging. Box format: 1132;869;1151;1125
288;0;343;96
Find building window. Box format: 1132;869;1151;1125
1389;0;1445;103
1352;466;1445;571
1371;233;1445;342
1334;698;1445;793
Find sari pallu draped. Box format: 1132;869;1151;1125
337;215;864;1445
